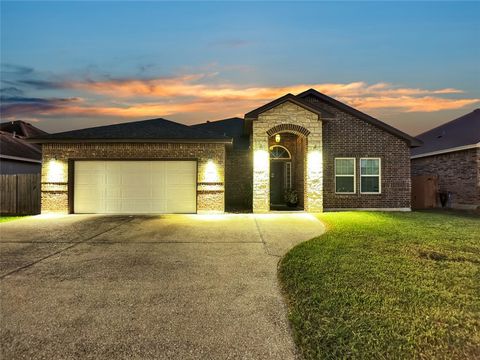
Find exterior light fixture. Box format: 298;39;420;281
275;134;281;143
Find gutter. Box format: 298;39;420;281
26;138;233;145
411;142;480;159
0;154;42;163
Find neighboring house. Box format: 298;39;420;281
30;89;420;214
411;109;480;210
0;120;47;174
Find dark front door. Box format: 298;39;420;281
270;161;285;205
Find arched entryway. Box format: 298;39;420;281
268;131;306;210
250;100;323;213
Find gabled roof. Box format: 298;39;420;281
0;131;42;163
191;117;249;150
0;120;47;138
244;93;334;120
298;89;422;147
411;109;480;157
29;118;232;144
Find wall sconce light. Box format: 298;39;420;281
204;160;219;182
275;134;281;143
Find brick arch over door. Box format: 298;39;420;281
266;123;311;137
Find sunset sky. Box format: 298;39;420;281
1;1;479;136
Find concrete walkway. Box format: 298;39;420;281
0;213;324;359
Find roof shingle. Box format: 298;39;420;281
30;118;232;143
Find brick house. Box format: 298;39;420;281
31;89;420;214
411;109;480;210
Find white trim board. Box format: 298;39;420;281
411;143;480;159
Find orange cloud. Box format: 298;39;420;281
3;75;478;121
347;96;480;112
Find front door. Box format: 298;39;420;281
270;161;285;205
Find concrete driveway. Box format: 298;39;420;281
0;213;324;360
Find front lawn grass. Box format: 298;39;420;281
0;216;26;223
279;211;480;359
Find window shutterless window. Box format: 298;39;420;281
335;158;355;194
360;158;381;194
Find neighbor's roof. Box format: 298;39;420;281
29;118;233;144
191;117;249;150
0;120;47;138
411;109;480;158
297;89;422;147
0;131;42;163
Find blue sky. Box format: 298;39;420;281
1;1;479;135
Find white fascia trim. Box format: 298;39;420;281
0;154;42;163
324;208;411;212
411;143;480;159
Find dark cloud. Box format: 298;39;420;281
1;63;34;75
0;96;80;117
17;79;66;90
1;95;78;104
0;87;24;96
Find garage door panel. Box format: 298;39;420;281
74;160;196;214
122;186;151;199
75;173;105;186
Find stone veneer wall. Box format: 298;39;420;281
225;148;252;211
252;101;323;212
304;95;412;209
41;143;225;213
411;148;480;209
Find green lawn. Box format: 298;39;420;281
0;216;26;223
279;211;480;359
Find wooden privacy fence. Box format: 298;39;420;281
0;174;41;215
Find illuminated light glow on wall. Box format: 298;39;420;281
204;160;220;182
307;150;322;175
254;150;269;171
46;159;66;183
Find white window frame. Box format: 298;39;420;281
335;158;356;194
360;158;381;194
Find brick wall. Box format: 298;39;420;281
304;95;412;209
411;148;480;209
41;143;225;213
225;148;252;211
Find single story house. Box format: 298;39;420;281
0;120;47;174
411;109;480;210
30;89;420;214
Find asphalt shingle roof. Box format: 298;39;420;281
0;132;42;161
411;109;480;156
30;118;232;143
0;120;47;138
191;117;249;150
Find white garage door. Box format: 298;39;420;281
74;161;197;214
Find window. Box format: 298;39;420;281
269;145;291;160
335;158;355;193
285;162;292;189
360;158;381;194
